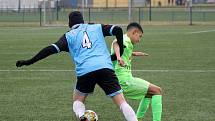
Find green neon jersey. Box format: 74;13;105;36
111;34;133;81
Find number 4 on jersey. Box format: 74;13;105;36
82;31;92;49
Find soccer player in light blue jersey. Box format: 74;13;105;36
16;11;138;121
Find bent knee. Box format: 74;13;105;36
156;87;162;95
148;85;162;95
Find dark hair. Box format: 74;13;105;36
68;11;84;28
126;22;143;33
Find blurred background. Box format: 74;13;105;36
0;0;214;26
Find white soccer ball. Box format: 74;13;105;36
84;110;98;121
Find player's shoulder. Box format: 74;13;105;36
123;35;133;47
86;23;103;32
123;34;130;43
87;23;102;26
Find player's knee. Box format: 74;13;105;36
149;84;162;95
151;86;162;95
156;86;162;95
112;93;126;107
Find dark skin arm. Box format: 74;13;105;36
102;25;124;61
16;34;68;67
16;24;124;67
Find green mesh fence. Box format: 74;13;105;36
0;6;214;27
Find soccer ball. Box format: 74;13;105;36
84;110;98;121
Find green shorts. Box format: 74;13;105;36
119;77;150;100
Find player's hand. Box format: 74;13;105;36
16;60;31;67
117;57;125;67
142;52;149;56
133;52;149;56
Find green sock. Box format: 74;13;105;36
136;97;151;119
151;95;162;121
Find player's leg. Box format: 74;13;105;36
147;83;162;95
136;95;151;121
147;84;162;121
112;93;138;121
96;68;138;121
121;77;150;120
120;76;162;121
73;72;97;120
73;91;88;119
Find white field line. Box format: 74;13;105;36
188;29;215;34
133;69;215;72
0;69;215;73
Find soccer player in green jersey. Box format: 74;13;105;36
111;22;162;121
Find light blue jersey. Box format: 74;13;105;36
65;24;113;76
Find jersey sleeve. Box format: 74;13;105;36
102;24;124;61
52;34;69;52
23;34;69;65
102;24;116;37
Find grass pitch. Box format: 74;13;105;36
0;25;215;121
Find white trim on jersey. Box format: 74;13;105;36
109;25;115;36
51;44;60;53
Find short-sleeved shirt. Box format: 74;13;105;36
66;24;113;76
111;34;150;100
111;34;133;81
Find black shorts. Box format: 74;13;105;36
75;68;122;97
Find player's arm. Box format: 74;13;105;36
16;34;69;67
112;40;125;67
132;52;149;56
102;24;124;61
